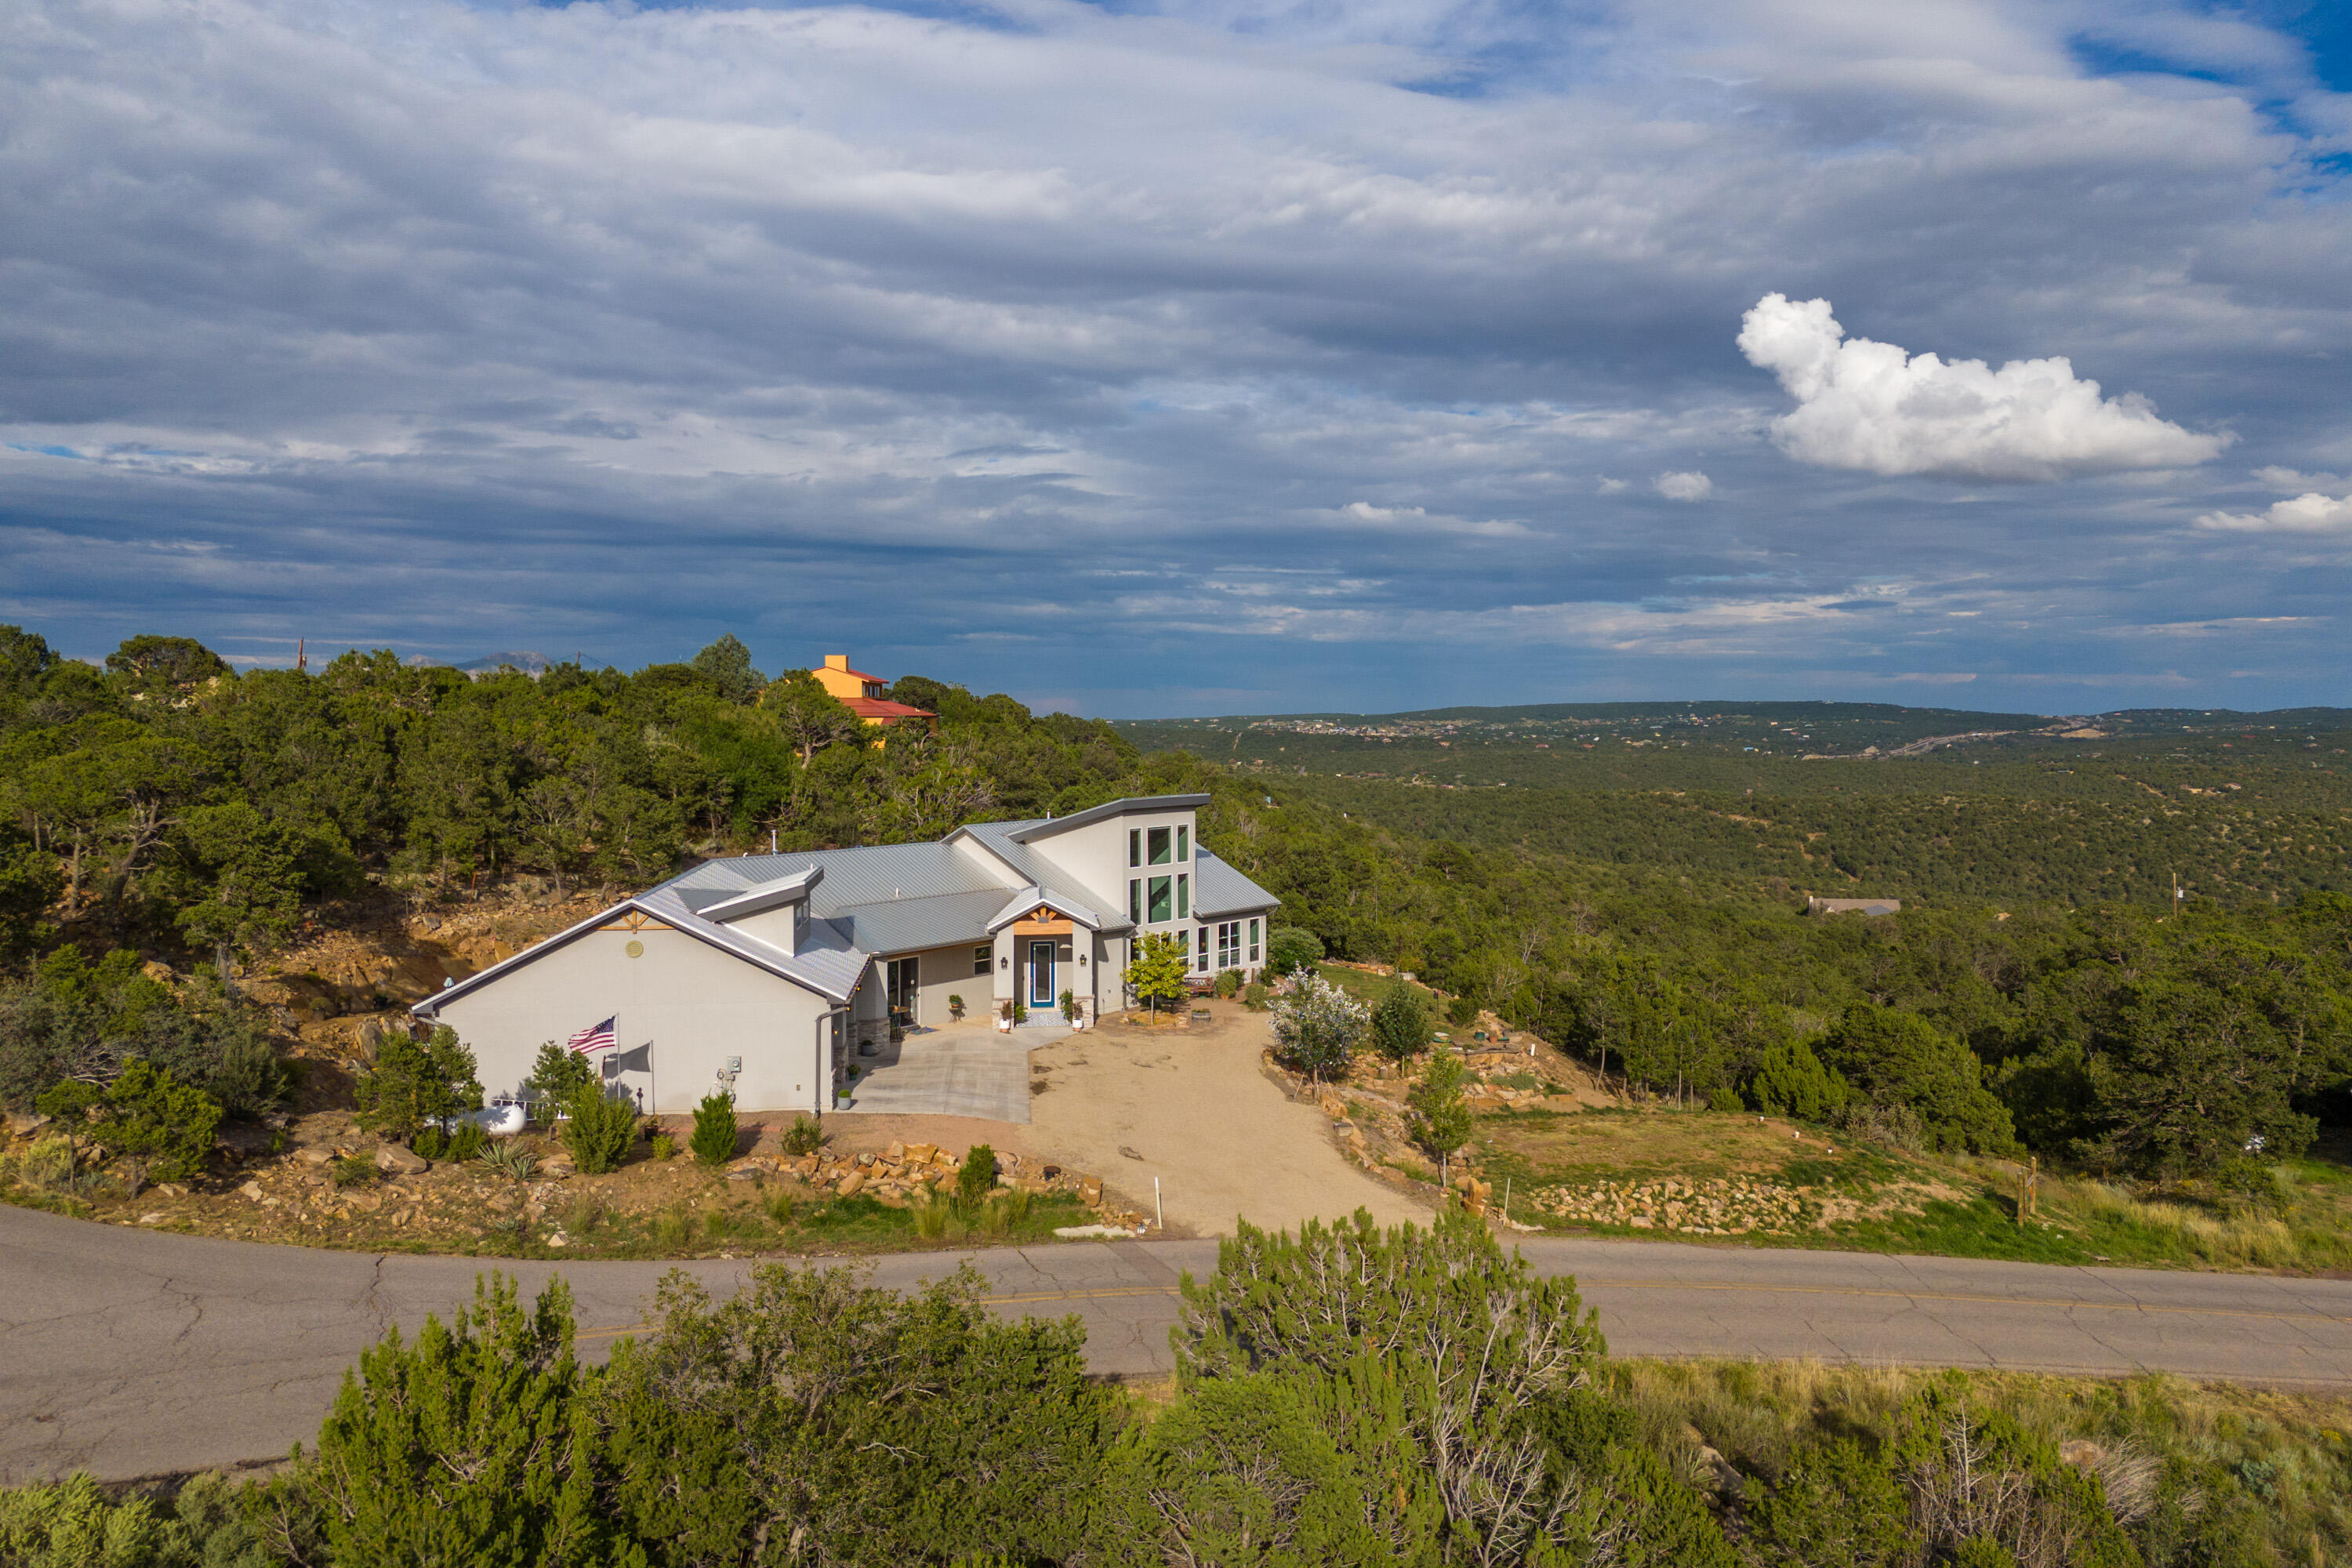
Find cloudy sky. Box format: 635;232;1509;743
2;0;2347;717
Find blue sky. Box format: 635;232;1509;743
2;0;2348;718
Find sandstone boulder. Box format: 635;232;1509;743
836;1171;866;1198
374;1144;430;1175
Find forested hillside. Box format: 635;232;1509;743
2;625;2348;1192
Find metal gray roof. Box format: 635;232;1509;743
1003;793;1211;842
663;837;1115;954
1194;848;1280;918
421;807;1277;1021
413;884;869;1016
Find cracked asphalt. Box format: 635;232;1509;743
7;1203;2351;1484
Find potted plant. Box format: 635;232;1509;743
1060;988;1083;1028
949;993;965;1022
836;1065;858;1107
1012;998;1028;1025
996;1000;1014;1033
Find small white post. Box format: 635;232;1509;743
1154;1176;1163;1232
1502;1176;1511;1226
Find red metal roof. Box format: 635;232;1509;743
844;697;935;721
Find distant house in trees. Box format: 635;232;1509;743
412;793;1279;1115
808;654;935;742
1807;895;1901;916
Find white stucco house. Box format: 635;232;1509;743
410;794;1279;1115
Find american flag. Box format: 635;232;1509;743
567;1016;617;1054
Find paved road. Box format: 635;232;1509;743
7;1203;2352;1484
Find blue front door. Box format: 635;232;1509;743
1029;940;1055;1009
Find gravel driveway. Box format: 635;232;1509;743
1019;1002;1429;1236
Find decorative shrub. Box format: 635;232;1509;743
780;1113;826;1156
1264;926;1324;977
1214;968;1243;999
647;1133;676;1162
561;1084;637;1174
1243;981;1270;1011
690;1093;739;1167
354;1025;481;1143
1269;975;1368;1084
956;1144;1000;1212
330;1154;379;1188
478;1141;536;1182
948;993;965;1020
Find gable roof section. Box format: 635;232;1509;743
413;887;868;1020
984;884;1112;935
1000;793;1211;843
946;819;1132;934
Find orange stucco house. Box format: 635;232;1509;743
810;654;936;742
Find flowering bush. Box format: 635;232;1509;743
1269;975;1368;1084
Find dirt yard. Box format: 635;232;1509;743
1017;1000;1430;1237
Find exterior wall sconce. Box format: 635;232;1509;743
1000;956;1009;969
1078;954;1087;966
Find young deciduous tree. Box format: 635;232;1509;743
1409;1048;1474;1185
1124;931;1189;1022
1271;973;1368;1085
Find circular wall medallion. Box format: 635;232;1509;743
625;939;644;959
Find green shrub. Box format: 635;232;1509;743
1243;981;1269;1011
1265;926;1324;977
1707;1084;1744;1112
41;1060;221;1185
562;1084;637;1174
1749;1037;1849;1122
303;1276;621;1566
956;1144;999;1212
1270;975;1367;1084
522;1040;596;1108
330;1154;379;1189
1214;968;1243;999
354;1025;481;1143
780;1113;826;1156
1370;979;1431;1066
648;1132;675;1162
1817;1007;2014;1153
689;1094;738;1167
1444;994;1479;1029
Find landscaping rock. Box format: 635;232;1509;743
5;1112;49;1138
836;1171;866;1197
296;1146;335;1165
375;1145;430;1175
904;1142;937;1164
238;1181;265;1201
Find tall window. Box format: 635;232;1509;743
1216;921;1239;968
1177;825;1189;862
1148;826;1171;865
1148;876;1172;924
1129;879;1142;924
1128;828;1142;868
1196;927;1208;969
1248;918;1261;964
972;944;991;976
1176;873;1189;919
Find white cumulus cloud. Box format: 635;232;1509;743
2196;493;2352;533
1737;294;2230;481
1654;470;1713;500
